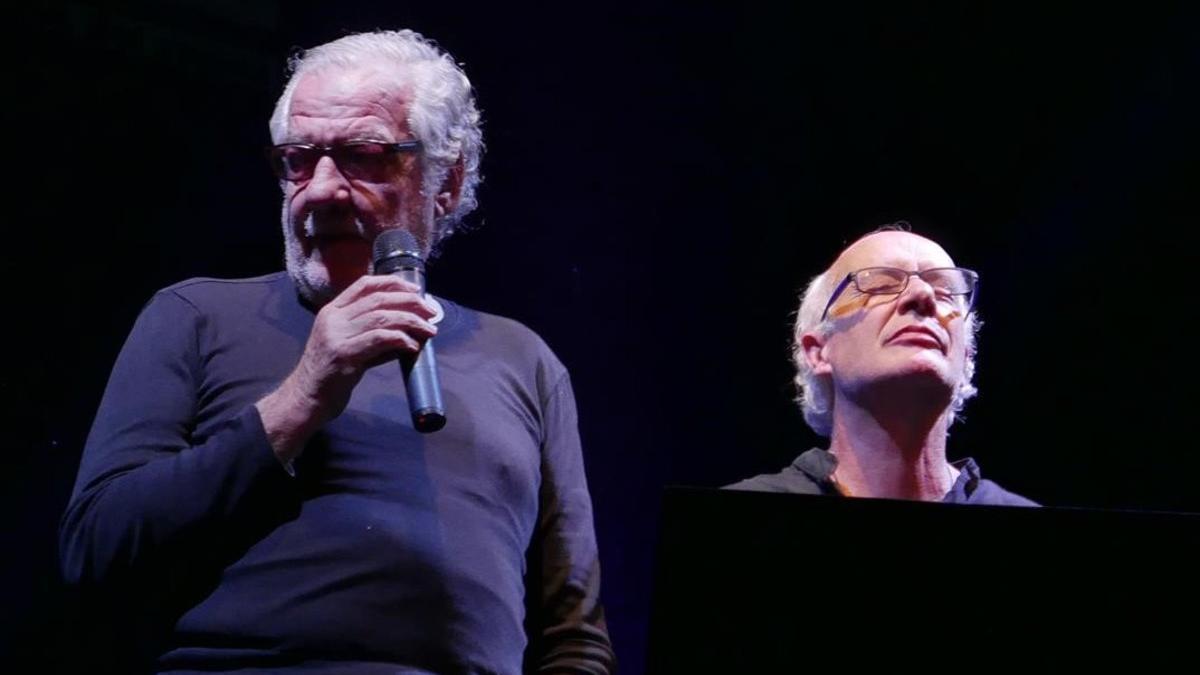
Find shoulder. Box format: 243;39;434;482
725;448;835;495
440;299;553;351
954;458;1040;507
724;465;826;495
971;479;1040;507
156;272;291;313
437;298;567;381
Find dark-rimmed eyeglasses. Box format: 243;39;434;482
820;267;979;321
266;139;422;182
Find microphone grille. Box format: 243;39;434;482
372;228;423;264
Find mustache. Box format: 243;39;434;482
302;210;369;239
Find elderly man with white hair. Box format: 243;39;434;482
729;225;1035;505
60;30;613;673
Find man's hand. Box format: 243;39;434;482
256;275;438;465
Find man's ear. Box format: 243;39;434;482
433;154;466;219
800;331;831;376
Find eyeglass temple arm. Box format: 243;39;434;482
820;274;855;321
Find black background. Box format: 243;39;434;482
8;2;1199;672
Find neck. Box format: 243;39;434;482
827;396;958;501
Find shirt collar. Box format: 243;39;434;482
792;448;984;501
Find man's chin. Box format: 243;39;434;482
857;366;957;415
854;355;957;393
291;259;369;305
316;236;371;279
895;356;956;386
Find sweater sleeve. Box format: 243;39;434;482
59;289;297;587
525;373;615;674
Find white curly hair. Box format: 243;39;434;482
269;29;484;243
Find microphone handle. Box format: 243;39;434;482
395;267;446;433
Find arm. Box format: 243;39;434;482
58;290;297;586
60;275;438;586
525;373;615;674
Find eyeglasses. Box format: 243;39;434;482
820;267;979;321
266;139;422;182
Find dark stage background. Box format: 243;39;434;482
8;2;1199;671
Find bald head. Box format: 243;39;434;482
791;226;980;436
822;231;959;321
832;231;954;279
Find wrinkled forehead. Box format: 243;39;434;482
828;231;957;279
286;65;415;140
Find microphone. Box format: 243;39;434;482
371;229;446;433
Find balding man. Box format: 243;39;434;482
729;226;1035;505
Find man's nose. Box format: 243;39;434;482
897;275;938;316
304;155;351;203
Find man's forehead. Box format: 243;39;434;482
287;66;414;137
295;65;409;97
829;231;956;276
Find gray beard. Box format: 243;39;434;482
281;211;371;306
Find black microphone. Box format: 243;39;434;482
371;229;446;433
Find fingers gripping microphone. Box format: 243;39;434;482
372;229;446;433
